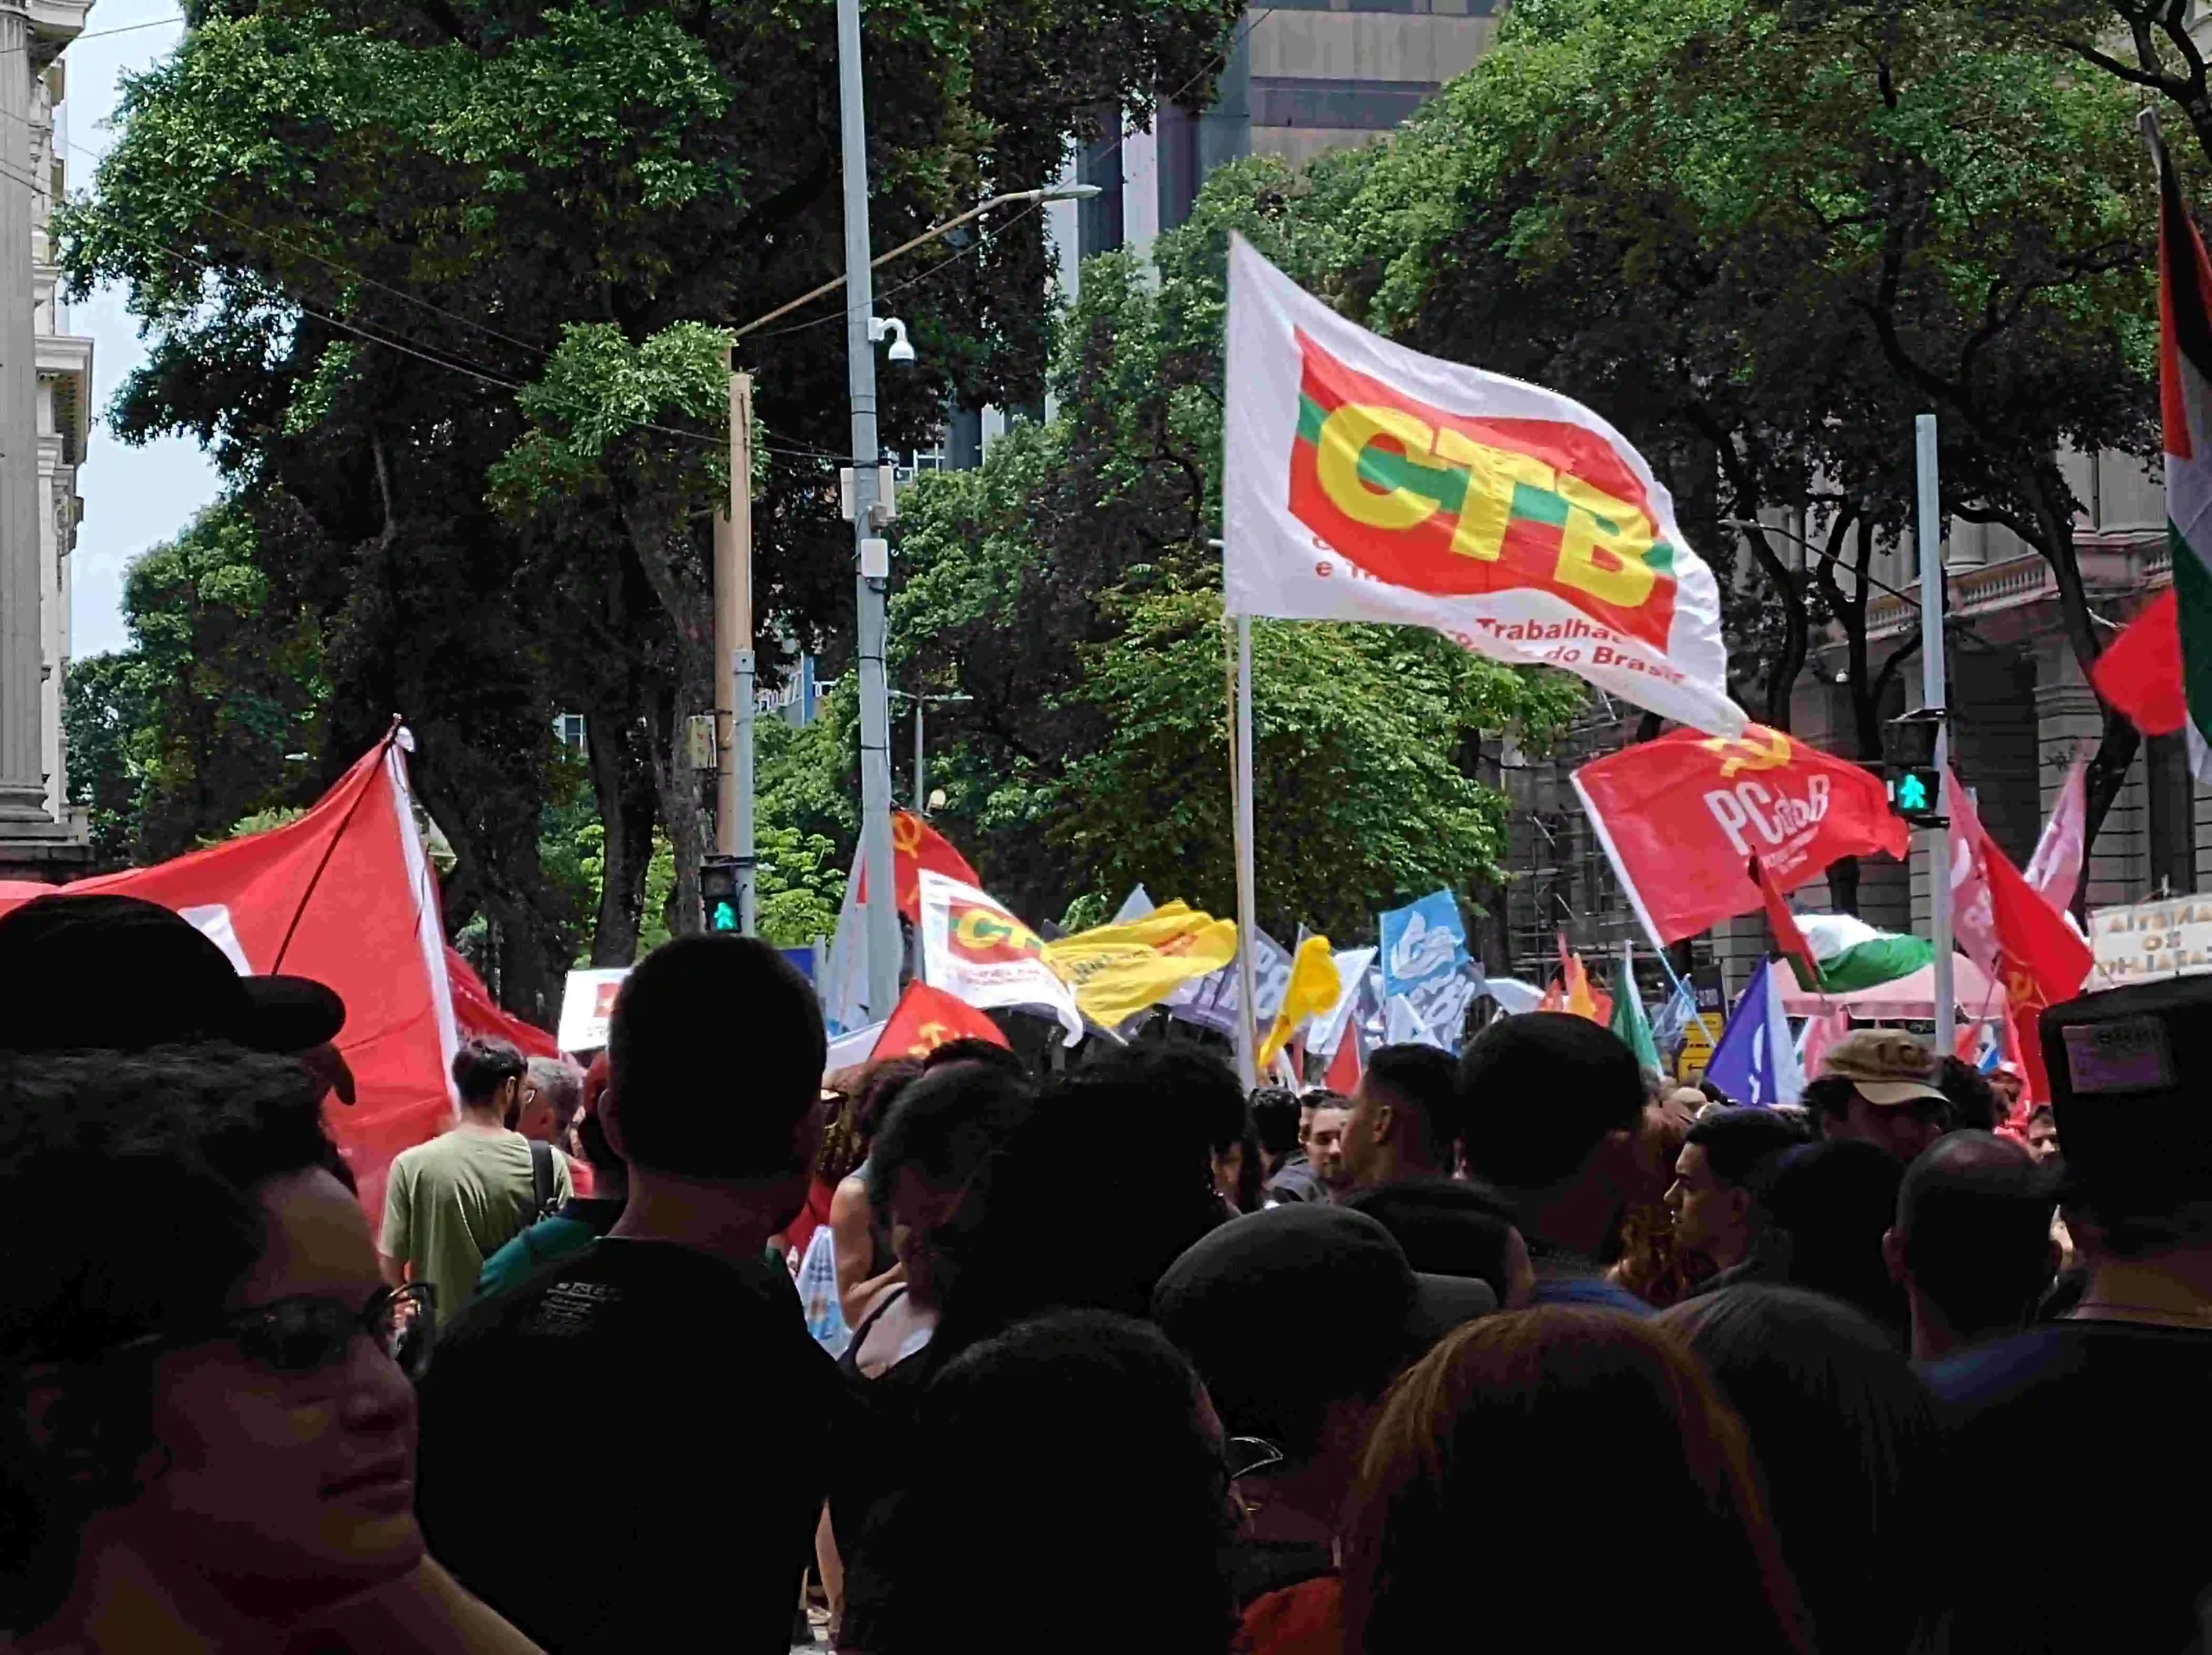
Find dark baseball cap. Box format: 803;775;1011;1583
2041;976;2212;1218
0;895;347;1056
1151;1204;1493;1452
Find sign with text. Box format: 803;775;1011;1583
2090;896;2212;986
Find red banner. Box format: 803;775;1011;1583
1572;725;1909;945
856;810;982;919
870;981;1009;1062
0;735;458;1223
1985;836;2093;1103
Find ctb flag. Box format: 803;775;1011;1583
916;870;1083;1045
1572;725;1907;945
1222;235;1743;737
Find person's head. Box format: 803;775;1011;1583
1661;1286;1939;1654
1153;1205;1493;1474
1344;1308;1804;1654
514;1056;583;1143
1306;1103;1353;1194
1094;1042;1250;1209
921;1035;1024;1078
1748;1140;1909;1341
868;1061;1037;1310
846;1310;1235;1655
450;1036;525;1120
1667;1107;1808;1272
1;1048;425;1638
603;936;825;1195
1883;1131;2056;1358
1456;1014;1646;1253
2023;1103;2059;1166
1665;1085;1710;1117
1807;1030;1954;1163
1934;1055;2000;1132
817;1057;923;1187
1250;1087;1302;1170
1340;1179;1533;1307
1344;1043;1460;1187
926;1061;1228;1360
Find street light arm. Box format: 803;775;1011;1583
731;186;1092;340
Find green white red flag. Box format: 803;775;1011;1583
2091;125;2212;780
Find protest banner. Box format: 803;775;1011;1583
1222;235;1743;737
2090;895;2212;985
557;969;629;1054
1572;725;1908;946
1041;901;1238;1028
871;981;1010;1062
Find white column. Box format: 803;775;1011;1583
0;0;46;821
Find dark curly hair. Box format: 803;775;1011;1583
0;1045;346;1635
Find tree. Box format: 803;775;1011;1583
61;0;1245;1008
1342;0;2161;858
63;503;328;866
891;177;1583;937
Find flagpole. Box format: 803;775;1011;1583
1233;613;1260;1090
1917;412;1955;1043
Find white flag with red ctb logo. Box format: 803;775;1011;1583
1222;235;1743;737
916;869;1083;1044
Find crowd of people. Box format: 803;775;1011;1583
2;892;2210;1653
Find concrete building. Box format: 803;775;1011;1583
0;0;92;879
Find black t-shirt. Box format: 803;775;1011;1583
1925;1320;2212;1654
415;1237;843;1654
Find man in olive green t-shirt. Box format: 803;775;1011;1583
380;1037;572;1316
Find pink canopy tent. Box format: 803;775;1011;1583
1775;953;2004;1021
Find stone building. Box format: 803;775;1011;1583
0;0;92;879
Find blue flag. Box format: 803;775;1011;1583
1701;960;1804;1107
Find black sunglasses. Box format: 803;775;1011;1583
93;1284;438;1383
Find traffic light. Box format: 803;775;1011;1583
699;855;742;933
1882;710;1946;828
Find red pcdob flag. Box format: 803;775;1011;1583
871;981;1010;1062
1572;725;1908;945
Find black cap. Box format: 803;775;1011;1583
0;895;347;1056
2041;976;2212;1216
1151;1205;1493;1449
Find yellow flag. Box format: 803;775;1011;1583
1041;904;1239;1028
1258;934;1342;1070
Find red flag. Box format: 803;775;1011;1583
447;948;560;1061
1325;1025;1362;1093
1984;835;2093;1103
1750;856;1822;990
857;811;983;920
1572;725;1908;945
870;981;1009;1062
0;734;458;1224
2092;589;2188;737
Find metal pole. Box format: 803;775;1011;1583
838;0;901;1019
1233;615;1260;1089
731;370;758;935
914;698;926;814
1916;412;1954;1042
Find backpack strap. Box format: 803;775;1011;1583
527;1138;554;1220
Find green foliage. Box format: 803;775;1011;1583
64;504;328;865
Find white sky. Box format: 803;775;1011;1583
61;0;220;660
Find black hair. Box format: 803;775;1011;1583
1697;1078;1732;1107
921;1036;1024;1077
1250;1088;1303;1159
1896;1132;2055;1341
1747;1141;1908;1342
1800;1074;1861;1124
451;1036;525;1107
1362;1044;1462;1169
573;1096;624;1176
1663;1286;1941;1654
1457;1013;1644;1191
1684;1107;1809;1188
1088;1041;1246;1157
925;1063;1229;1367
0;1047;347;1634
868;1062;1037;1222
1934;1056;2000;1132
840;1310;1234;1655
607;936;825;1179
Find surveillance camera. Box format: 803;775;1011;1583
872;316;916;366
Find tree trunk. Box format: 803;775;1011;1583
2082;706;2143;902
584;704;656;966
645;678;708;940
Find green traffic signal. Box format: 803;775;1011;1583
709;899;740;932
1895;773;1930;813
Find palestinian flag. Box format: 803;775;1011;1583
2092;123;2212;779
1797;914;1936;993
